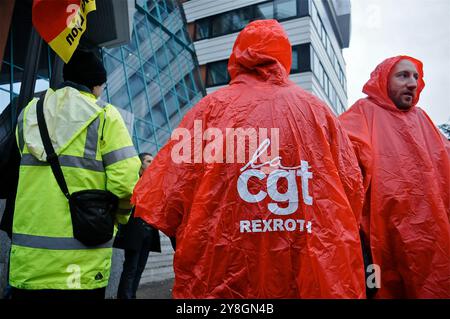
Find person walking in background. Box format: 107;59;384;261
339;56;450;298
114;153;161;299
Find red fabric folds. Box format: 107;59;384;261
340;56;450;298
132;20;366;298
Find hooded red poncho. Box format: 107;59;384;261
132;20;366;298
339;56;450;298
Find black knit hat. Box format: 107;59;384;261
63;50;107;90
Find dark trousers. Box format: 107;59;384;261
11;287;106;300
117;247;151;299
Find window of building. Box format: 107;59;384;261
155;46;170;70
309;0;347;93
310;46;345;113
329;84;336;109
151;99;170;130
195;0;309;40
206;42;311;87
323;72;329;96
311;1;320;30
156;127;171;146
175;80;189;107
254;2;274;19
206;60;230;87
128;69;146;100
109;82;131;112
231;6;254;31
196;19;210;39
135;118;156;146
333;53;338;71
291;43;311;74
183;73;202;101
142;57;158;83
326;35;333;58
320;25;326;44
164;90;181;119
291;49;299;73
274;0;297;20
211;11;231;37
159;0;176;17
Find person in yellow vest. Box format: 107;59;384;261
9;49;141;299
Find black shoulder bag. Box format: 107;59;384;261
36;96;118;247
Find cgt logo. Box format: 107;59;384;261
237;139;313;215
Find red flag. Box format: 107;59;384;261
32;0;96;63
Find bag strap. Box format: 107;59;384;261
36;94;70;199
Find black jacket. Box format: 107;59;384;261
113;211;161;252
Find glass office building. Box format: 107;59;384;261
0;0;205;155
102;0;204;155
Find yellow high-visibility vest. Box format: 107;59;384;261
10;83;141;290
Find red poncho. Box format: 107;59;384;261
339;56;450;298
133;20;366;298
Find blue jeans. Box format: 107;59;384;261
116;247;151;299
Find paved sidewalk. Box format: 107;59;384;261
136;278;174;299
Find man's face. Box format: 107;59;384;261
139;155;153;176
387;59;419;110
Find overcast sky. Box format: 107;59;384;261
343;0;450;125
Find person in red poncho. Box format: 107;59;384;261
132;20;366;298
339;56;450;299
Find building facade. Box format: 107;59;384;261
0;0;204;297
102;0;205;156
182;0;351;114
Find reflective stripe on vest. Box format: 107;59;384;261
19;100;136;170
21;154;104;172
84;117;100;159
103;145;137;167
12;233;114;250
20;145;136;170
